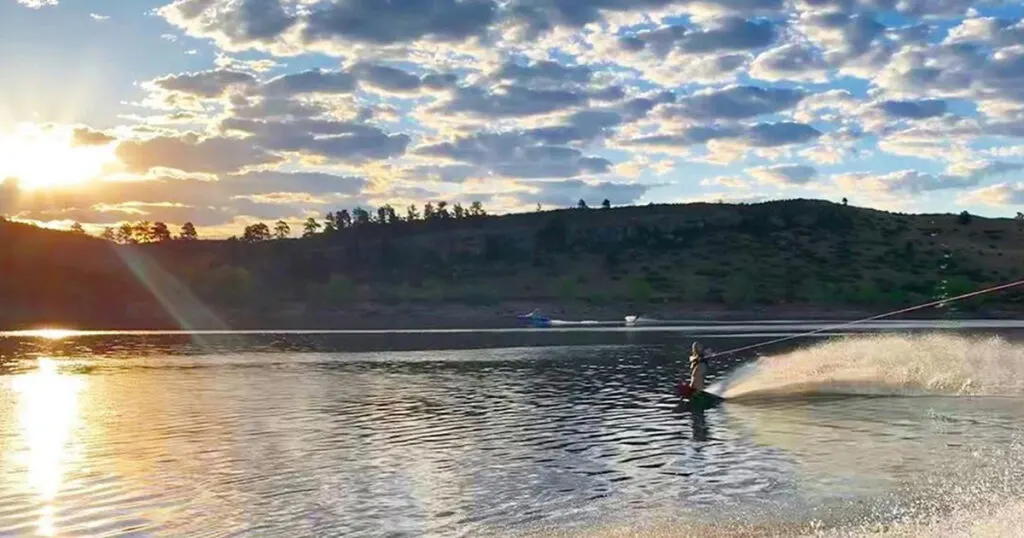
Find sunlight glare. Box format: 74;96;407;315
20;329;79;341
0;123;115;191
12;357;84;536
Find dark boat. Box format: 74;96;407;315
516;309;552;328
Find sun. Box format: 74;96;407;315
0;123;115;191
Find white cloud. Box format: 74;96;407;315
747;164;818;186
16;0;57;8
959;182;1024;206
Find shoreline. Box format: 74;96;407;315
2;301;1020;332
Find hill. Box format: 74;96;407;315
2;199;1023;329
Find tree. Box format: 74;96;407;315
242;222;271;242
100;227;116;241
423;202;436;220
337;209;352;229
958;210;972;225
601;199;611;209
453;203;466;219
324;212;338;232
1016;212;1023;221
352;207;371;226
117;223;136;244
151;222;172;242
437;201;451;219
69;222;85;234
469;201;486;217
302;217;321;237
407;204;420;221
577;199;588;209
134;221;154;243
842;197;848;206
536;203;543;212
376;205;398;224
273;220;291;239
179;222;198;240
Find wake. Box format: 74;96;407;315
710;333;1024;401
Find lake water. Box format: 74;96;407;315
1;322;1024;537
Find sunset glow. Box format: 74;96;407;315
0;124;115;191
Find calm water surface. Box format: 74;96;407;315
1;324;1024;537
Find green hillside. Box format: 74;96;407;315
2;199;1023;329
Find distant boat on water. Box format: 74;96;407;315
516;309;552;327
625;315;657;326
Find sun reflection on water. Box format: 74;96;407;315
20;329;79;340
12;357;84;536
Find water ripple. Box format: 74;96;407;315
1;333;1023;536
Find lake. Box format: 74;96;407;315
2;322;1024;537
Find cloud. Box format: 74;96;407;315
115;133;283;174
700;175;749;189
149;69;258;99
742;122;822;147
799;11;887;61
987;145;1024;158
416;131;613;179
514;179;650;208
16;0;57;8
618;121;821;159
71;127;116;146
525;109;626;145
262;68;358;96
878;99;948;119
159;0;297;51
439;84;589;118
665;85;806;120
874;30;1024;120
89;13;109;21
4;169;370;228
750;43;831;82
960;182;1024;206
220;118;411;162
302;0;497;45
834;160;1024;195
622;17;777;57
159;0;785;56
32;0;1024;235
403;164;481;183
513;0;782;35
494;59;592;86
351;63;426;93
747;164;818;186
227;170;366;195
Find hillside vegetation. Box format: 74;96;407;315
2;199;1023;329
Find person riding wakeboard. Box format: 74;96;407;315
677;341;708;399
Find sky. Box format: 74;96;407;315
1;0;1024;237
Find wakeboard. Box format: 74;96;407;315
676;384;726;410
